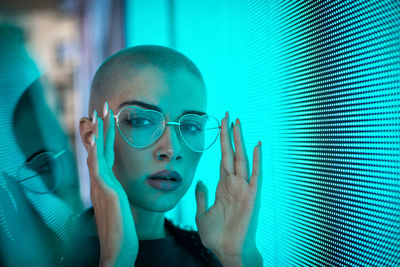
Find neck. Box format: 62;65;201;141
130;204;167;240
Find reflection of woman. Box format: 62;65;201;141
79;45;263;266
0;24;81;266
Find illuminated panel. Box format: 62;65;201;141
162;0;399;264
218;0;400;265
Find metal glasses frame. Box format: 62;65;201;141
16;149;67;194
114;106;221;152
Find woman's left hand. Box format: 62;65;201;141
195;112;263;267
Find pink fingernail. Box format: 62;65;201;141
103;102;109;117
92;110;97;125
258;141;262;146
236;118;240;125
91;134;96;146
225;111;229;118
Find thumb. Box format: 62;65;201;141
195;180;208;217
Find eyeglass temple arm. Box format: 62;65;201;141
53;149;67;159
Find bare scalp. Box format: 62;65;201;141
88;45;205;116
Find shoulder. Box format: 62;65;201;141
165;219;222;267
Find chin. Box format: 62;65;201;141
133;197;181;212
147;202;177;212
121;175;193;212
127;188;186;212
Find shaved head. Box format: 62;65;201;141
80;45;209;215
89;45;205;115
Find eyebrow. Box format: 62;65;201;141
118;100;206;116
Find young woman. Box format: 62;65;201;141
78;45;263;266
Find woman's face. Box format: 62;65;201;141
13;80;82;212
108;66;207;212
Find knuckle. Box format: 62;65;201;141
235;154;247;163
90;186;101;200
252;171;259;178
86;155;93;166
221;150;229;156
220;163;231;174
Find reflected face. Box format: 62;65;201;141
13;81;81;211
108;66;207;212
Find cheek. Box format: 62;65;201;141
181;151;203;184
113;136;148;181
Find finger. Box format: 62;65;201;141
88;115;115;194
88;112;105;187
220;112;235;174
103;102;115;167
87;110;99;182
102;101;110;149
229;122;235;151
96;117;114;184
250;141;262;191
87;134;101;188
96;116;105;161
195;181;208;217
233;119;250;180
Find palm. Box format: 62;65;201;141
195;114;262;259
197;175;254;254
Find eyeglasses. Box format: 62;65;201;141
16;149;67;194
114;106;221;152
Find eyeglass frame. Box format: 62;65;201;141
15;149;68;194
113;105;221;152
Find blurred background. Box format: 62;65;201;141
0;0;399;265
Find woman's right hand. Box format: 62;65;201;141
87;103;138;266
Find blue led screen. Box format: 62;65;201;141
126;0;400;265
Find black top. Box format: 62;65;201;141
65;208;221;267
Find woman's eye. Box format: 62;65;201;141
124;117;153;128
181;122;202;133
37;161;53;174
30;156;55;175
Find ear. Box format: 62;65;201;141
79;117;93;153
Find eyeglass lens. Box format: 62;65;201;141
17;152;62;193
117;106;220;152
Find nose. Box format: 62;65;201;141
154;124;183;162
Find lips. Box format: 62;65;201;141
146;170;182;191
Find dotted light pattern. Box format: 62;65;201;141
219;0;399;265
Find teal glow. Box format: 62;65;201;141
125;0;170;46
125;0;400;265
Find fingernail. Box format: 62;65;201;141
196;181;205;192
92;110;97;125
258;141;262;146
236;118;240;125
91;134;96;146
103;102;108;117
225;111;229;118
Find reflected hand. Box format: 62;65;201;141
87;105;138;266
195;112;263;267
